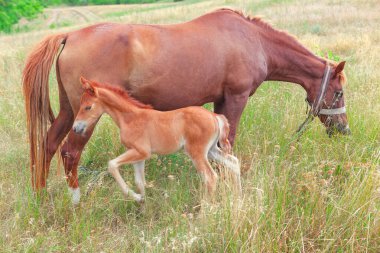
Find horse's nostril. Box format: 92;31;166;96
343;126;351;135
326;123;351;137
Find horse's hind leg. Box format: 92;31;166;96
37;76;74;189
40;109;74;188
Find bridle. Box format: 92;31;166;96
296;64;346;135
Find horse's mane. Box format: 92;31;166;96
217;9;347;84
218;8;320;59
91;81;153;109
218;9;274;30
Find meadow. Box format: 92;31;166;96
0;0;379;252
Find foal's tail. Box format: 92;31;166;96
215;115;232;154
22;33;67;190
210;115;241;191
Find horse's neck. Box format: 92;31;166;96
264;34;326;95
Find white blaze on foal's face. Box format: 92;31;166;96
73;77;104;135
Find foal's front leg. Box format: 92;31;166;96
133;161;146;197
108;149;149;202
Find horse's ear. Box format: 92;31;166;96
80;76;96;96
334;61;346;77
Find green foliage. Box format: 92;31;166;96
0;0;43;32
316;49;341;62
0;0;163;32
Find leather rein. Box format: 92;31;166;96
296;64;346;135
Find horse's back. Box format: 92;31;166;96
58;10;261;111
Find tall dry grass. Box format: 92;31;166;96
0;0;379;252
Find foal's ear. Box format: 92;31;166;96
80;76;96;96
334;61;346;77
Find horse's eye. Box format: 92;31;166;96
335;91;343;98
85;106;92;111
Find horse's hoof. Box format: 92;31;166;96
68;187;81;206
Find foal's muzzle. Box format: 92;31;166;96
73;121;87;134
326;123;351;137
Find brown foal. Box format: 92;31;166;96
72;77;240;204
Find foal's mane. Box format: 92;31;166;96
91;81;153;109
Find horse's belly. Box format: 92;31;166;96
129;69;224;110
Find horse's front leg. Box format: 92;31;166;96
108;149;149;202
214;91;250;146
61;125;97;205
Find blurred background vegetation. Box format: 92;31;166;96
0;0;169;32
0;1;42;32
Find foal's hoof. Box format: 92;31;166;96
134;194;145;203
137;197;145;204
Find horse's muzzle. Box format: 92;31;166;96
73;121;87;135
326;123;351;137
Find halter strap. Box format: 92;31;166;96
319;106;346;115
311;65;332;116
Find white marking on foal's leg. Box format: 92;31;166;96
133;161;146;198
68;187;80;205
108;159;143;202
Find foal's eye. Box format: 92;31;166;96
85;106;92;111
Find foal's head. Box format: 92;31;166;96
308;61;351;136
72;77;105;135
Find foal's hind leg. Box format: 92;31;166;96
187;147;218;195
195;158;218;195
209;146;241;194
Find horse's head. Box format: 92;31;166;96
73;77;104;135
308;61;351;136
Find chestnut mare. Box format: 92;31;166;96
71;77;240;204
23;9;350;203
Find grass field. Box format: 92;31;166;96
0;0;379;252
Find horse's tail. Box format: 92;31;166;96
22;33;67;190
